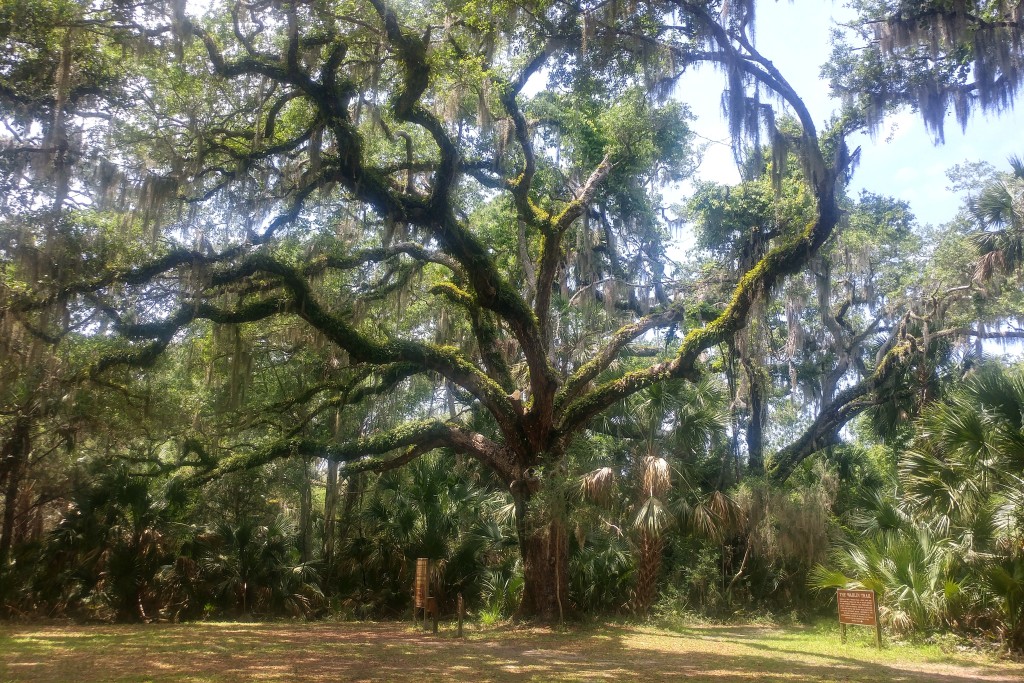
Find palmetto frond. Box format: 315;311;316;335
972;178;1024;231
633;496;671;537
981;553;1024;643
580;466;616;505
676;490;741;543
641;456;671;498
1009;155;1024;180
852;489;911;541
808;564;860;592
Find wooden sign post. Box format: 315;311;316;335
414;558;429;629
457;593;464;638
837;589;882;648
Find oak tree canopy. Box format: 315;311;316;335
2;0;1022;617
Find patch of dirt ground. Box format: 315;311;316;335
1;621;1021;682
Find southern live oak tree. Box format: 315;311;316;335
2;0;1023;618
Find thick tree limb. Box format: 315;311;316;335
767;338;916;482
190;419;514;483
556;302;687;411
535;154;614;346
557;207;840;440
766;383;873;483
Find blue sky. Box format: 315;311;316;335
677;0;1024;227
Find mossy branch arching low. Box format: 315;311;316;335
184;418;515;485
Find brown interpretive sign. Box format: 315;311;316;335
837;589;882;648
414;558;428;609
837;589;876;625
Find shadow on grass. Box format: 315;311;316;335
0;622;1020;682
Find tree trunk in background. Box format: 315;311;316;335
746;376;765;475
0;464;22;570
323;458;339;585
338;472;361;544
0;417;30;569
723;341;744;483
298;459;312;564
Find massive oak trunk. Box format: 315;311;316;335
513;485;569;621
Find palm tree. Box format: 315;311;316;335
632;454;673;614
198;516;322;617
971;155;1024;279
592;377;730;615
814;363;1024;647
354;452;515;615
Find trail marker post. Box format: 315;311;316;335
457;593;464;638
837;589;882;649
414;558;430;630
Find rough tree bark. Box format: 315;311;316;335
513;486;569;621
0;416;30;570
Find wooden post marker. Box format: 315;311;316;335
414;558;429;630
837;589;882;648
457;593;464;638
428;597;438;633
413;558;444;635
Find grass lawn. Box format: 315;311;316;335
1;619;1021;682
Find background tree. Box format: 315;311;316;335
826;0;1024;141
